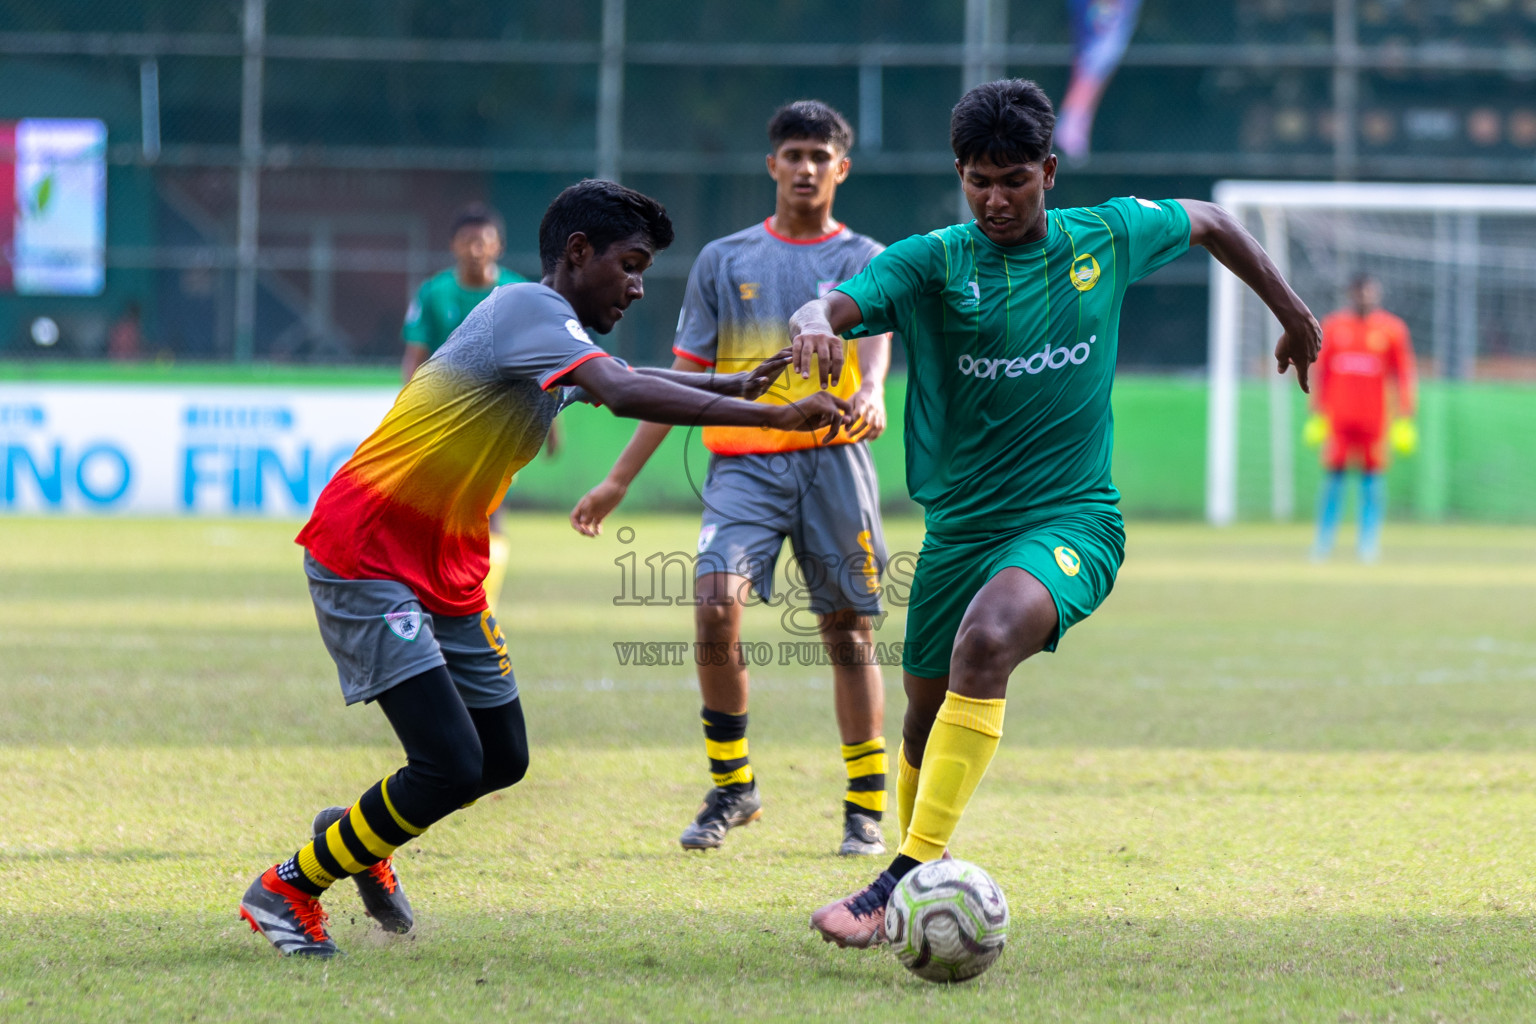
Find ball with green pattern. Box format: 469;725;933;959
883;858;1009;983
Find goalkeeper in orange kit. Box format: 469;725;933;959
1307;274;1417;562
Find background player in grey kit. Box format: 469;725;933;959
570;101;895;857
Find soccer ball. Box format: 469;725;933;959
883;858;1009;983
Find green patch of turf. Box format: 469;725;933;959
3;515;1536;1021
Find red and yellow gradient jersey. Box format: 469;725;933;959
298;283;612;615
1315;308;1417;434
672;219;887;456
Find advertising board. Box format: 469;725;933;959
0;385;396;515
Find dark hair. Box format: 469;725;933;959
950;79;1056;167
449;202;505;241
1350;272;1379;291
768;100;854;153
538;180;675;274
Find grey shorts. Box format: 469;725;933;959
696;443;886;616
304;552;518;708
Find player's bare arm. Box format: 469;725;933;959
1178;199;1322;393
566;353;850;437
634;347;792;400
847;333;890;442
569;353;697;536
569;348;792;536
789;289;866;389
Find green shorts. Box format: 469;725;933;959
901;506;1125;679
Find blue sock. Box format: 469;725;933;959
1359;473;1384;558
1315;470;1345;556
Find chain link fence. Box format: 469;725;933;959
3;0;1535;368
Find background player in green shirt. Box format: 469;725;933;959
791;79;1323;948
401;203;532;611
401;203;524;379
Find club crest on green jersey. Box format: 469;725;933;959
1070;254;1101;292
1053;546;1081;576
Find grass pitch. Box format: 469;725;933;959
2;514;1535;1023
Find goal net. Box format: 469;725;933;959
1206;181;1536;525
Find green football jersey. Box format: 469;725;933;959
403;266;524;353
837;196;1191;532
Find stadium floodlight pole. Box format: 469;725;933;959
1205;210;1242;527
1452;214;1479;381
859;59;883;153
233;0;265;363
1332;0;1358;181
959;0;1007;221
1260;207;1294;521
961;0;1006;89
138;58;160;163
595;0;625;182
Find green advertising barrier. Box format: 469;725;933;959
3;361;1531;521
1233;379;1536;524
512;374;1213;519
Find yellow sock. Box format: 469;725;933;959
484;532;511;613
896;741;920;845
898;693;1005;862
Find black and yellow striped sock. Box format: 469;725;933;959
701;706;753;790
275;776;424;896
842;736;888;819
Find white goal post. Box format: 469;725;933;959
1206;180;1536;525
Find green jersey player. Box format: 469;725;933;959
401;203;524;379
401;204;528;610
794;79;1322;948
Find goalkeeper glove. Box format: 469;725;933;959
1302;414;1329;447
1390;418;1418;455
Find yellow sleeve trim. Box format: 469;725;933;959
845;789;889;813
348;808;398;861
296;844;338;889
711;765;755;787
325;826;368;876
935;693;1006;738
844;752;889;779
899;828;948;863
381;777;426;836
840;737;887;760
705;737;749;761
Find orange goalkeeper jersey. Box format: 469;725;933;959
1315;308;1416;434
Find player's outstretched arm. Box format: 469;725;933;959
848;333;891;442
633;348;793;401
1179;199;1322;393
571;354;698;536
569;349;794;536
567;353;850;433
789;290;866;389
